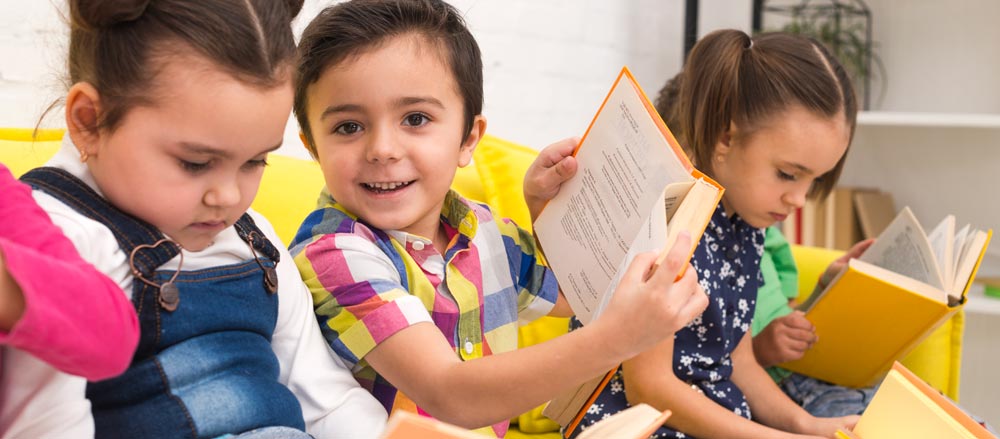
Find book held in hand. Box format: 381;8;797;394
535;66;722;434
533;66;722;326
839;362;996;439
782;207;992;388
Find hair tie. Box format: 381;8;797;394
747;38;754;50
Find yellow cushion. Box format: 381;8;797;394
455;135;569;434
252;155;325;245
0;128;63;177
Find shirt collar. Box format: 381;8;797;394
323;189;480;246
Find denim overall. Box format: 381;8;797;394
23;167;305;438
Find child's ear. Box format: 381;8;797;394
458;115;486;168
65;82;103;158
714;121;737;162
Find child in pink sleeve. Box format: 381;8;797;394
0;161;138;379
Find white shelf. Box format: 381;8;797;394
857;111;1000;129
964;283;1000;316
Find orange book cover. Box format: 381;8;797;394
537;66;723;430
849;362;996;438
534;66;722;326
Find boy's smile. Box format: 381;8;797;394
305;33;485;250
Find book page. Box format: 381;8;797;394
534;70;692;325
927;215;955;287
859;207;945;290
951;224;971;286
951;229;991;297
577;404;671;439
596;193;668;321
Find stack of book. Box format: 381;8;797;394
781;187;896;250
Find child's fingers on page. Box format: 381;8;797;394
536;137;580;167
846;238;875;259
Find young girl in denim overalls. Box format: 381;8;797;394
7;1;386;437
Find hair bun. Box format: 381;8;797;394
284;0;304;18
71;0;151;30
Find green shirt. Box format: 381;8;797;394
753;226;799;382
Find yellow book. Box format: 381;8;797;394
783;207;992;388
848;362;996;438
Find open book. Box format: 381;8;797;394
784;207;992;388
533;66;722;326
380;404;670;439
836;362;996;439
536;66;722;434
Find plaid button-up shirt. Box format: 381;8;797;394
291;190;558;437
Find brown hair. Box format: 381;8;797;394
294;0;483;157
663;29;857;200
68;0;304;133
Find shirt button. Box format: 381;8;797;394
412;241;425;251
726;248;738;260
464;340;474;354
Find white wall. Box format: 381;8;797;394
865;0;1000;114
0;0;756;159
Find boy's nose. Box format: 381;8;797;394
365;128;402;163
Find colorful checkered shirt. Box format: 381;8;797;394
290;190;558;437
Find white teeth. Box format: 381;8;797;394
365;181;409;190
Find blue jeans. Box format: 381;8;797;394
779;372;877;417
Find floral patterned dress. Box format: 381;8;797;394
567;203;765;439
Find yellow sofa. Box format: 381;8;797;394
0;129;964;437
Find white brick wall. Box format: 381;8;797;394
1;0;748;158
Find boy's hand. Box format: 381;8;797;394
816;239;874;291
598;232;708;358
524;137;579;221
752;311;816;367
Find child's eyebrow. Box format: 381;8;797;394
394;96;444;109
180;142;282;158
781;161;815;175
320;104;364;121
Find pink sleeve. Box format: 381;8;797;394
0;164;139;380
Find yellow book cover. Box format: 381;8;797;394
850;362;996;439
782;207;992;388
